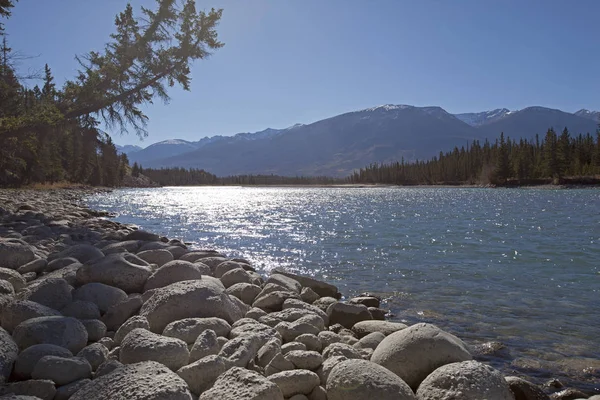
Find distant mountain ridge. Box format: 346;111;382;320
121;105;599;176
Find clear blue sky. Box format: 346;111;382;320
5;0;600;146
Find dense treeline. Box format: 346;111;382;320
0;0;223;187
349;129;600;185
139;165;341;186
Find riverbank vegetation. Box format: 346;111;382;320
349;129;600;186
0;0;223;187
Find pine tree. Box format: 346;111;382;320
494;132;511;183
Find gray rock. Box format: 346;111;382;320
295;333;322;352
189;329;220;363
143;260;206;292
96;337;114;350
276;320;321;343
323;343;363;360
257;337;282;368
0;379;56;400
226;283;262;305
93;359;122;378
75;253;151;293
282;341;307;354
100;294;143;331
219;334;262;368
0;280;14;296
213;261;243;278
70;361;193;400
60;301;101;320
124;230;159;241
18;278;72;310
285;350;323;370
114;315;150;345
49;244;103;264
73;283;128;313
265;352;295;376
136;249;173;267
272;269;340;298
0;300;61;333
312;297;338;313
368;307;388;320
176;354;233;395
76;343;108;371
318;331;342;348
246;307;268;320
53;378;91;400
505;376;550;400
266;274;302;293
16;259;47;275
268;369;320;397
416;360;514;400
0;267;26;292
268;308;326;330
37;263;81;287
13;344;73;379
317;355;347;385
101;240;141;255
140;280;243;333
300;287;320;304
162;317;231;344
308;386;328;400
45;258;79;272
348;296;380;308
31;356;92;385
21;272;36;283
199;366;283;400
0;240;36;270
371;323;472;390
327;302;372;329
326;359;416;400
178;251;219;263
0;327;18;384
119;328;190;371
12;316;88;353
352;320;408;338
354;331;385;350
253;291;301;312
220;268;253;288
282;299;329;326
80;319;107;342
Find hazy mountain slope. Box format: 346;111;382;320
128;139;201;165
115;144;142;155
147;105;479;177
478;107;598;140
574;109;600;122
455;108;510;126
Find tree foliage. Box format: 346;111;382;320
349;128;600;186
0;0;223;187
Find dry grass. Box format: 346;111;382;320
23;181;90;190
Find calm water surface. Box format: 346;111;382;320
86;187;600;392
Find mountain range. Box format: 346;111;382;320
117;105;599;177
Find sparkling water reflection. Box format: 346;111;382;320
86;186;600;392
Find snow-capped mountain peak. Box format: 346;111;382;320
454;108;511;127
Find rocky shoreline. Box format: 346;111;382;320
0;188;597;400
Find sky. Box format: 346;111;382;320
5;0;600;146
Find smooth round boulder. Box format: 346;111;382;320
119;328;190;371
143;260;206;292
213;260;242;278
124;230;160;241
12;316;88;354
77;343;108;371
505;376;550;400
371;323;472;390
220;268;253;288
0;267;26;292
327;302;372;329
0;240;36;269
54;378;91;400
285;350;323;370
76;253;152;293
327;359;417;400
271;269;340;298
49;244;103;264
140;280;244;332
100;294;143;331
73;283;128;313
352;320;408;338
136;249;173;267
199;366;283;400
114;316;150;345
268;369;320;397
416;360;514;400
226;282;262;305
13;344;73;379
45;257;78;272
266;274;302;294
189;329;220;363
16;258;47;275
80;319;107;342
60;300;101;320
18;278;72;310
0;300;61;333
0;327;18;384
69;361;193;400
31;355;92;386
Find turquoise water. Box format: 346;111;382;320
86;186;600;392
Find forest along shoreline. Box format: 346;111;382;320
0;187;598;399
